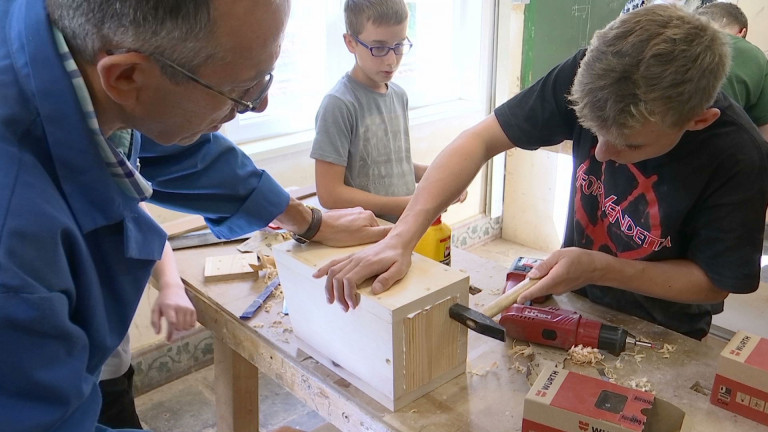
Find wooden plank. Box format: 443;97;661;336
287;184;317;201
403;296;463;392
204;254;260;281
214;338;259;432
162;215;207;238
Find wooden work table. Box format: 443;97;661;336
174;240;755;432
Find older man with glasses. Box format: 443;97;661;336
0;0;391;431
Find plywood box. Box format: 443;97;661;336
711;330;768;426
272;241;469;411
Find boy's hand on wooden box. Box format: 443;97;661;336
313;236;412;312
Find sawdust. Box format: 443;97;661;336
615;348;645;369
468;361;499;376
626;377;655;393
603;367;617;382
567;345;604;366
505;341;534;374
508;341;534;359
511;362;527;374
656;343;677;359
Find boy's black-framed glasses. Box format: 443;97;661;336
106;49;273;114
351;35;413;57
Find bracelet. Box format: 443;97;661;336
291;206;322;244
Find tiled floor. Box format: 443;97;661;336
135;236;766;431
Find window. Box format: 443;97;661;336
222;0;493;145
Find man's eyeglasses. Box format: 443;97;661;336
351;35;413;57
106;49;273;114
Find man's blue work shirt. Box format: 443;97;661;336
0;1;290;431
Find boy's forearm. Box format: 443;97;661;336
413;163;428;182
592;253;728;303
151;241;184;292
318;185;411;217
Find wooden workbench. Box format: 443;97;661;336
174;241;756;432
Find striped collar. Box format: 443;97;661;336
51;27;153;201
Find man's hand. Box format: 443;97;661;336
151;281;197;342
516;248;603;304
313;236;413;311
312;207;392;247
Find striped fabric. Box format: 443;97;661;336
51;27;153;201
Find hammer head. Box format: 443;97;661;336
449;303;506;342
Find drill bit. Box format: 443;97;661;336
626;333;662;350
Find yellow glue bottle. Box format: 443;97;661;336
414;215;451;266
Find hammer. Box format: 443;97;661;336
449;277;538;342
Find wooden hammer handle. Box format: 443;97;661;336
481;277;540;318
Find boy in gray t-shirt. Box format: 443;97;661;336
311;0;425;223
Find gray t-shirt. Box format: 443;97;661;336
311;73;414;222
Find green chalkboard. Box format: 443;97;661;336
521;0;625;88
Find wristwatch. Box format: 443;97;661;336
291;205;322;244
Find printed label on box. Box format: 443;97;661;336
711;331;768;426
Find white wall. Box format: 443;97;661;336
737;0;768;53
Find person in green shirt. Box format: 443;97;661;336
695;2;768;140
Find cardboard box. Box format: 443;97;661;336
524;365;691;432
711;330;768;426
273;241;469;411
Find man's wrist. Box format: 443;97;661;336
291;205;322;244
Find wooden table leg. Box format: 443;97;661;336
214;337;260;432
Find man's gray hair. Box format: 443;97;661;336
47;0;219;80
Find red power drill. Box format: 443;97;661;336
448;257;658;357
499;257;657;356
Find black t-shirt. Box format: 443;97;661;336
495;49;768;340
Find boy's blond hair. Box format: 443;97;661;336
344;0;409;37
569;5;730;139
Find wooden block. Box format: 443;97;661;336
286;184;317;201
204;254;260;281
162;215;207;238
273;241;469;411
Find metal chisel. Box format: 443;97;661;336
239;277;280;320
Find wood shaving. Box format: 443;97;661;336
567;345;604;366
656;343;677;359
615;348;645;368
511;361;527;374
253;323;264;328
603;367;617;382
468;361;498;376
508;341;534;359
626;377;654;393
